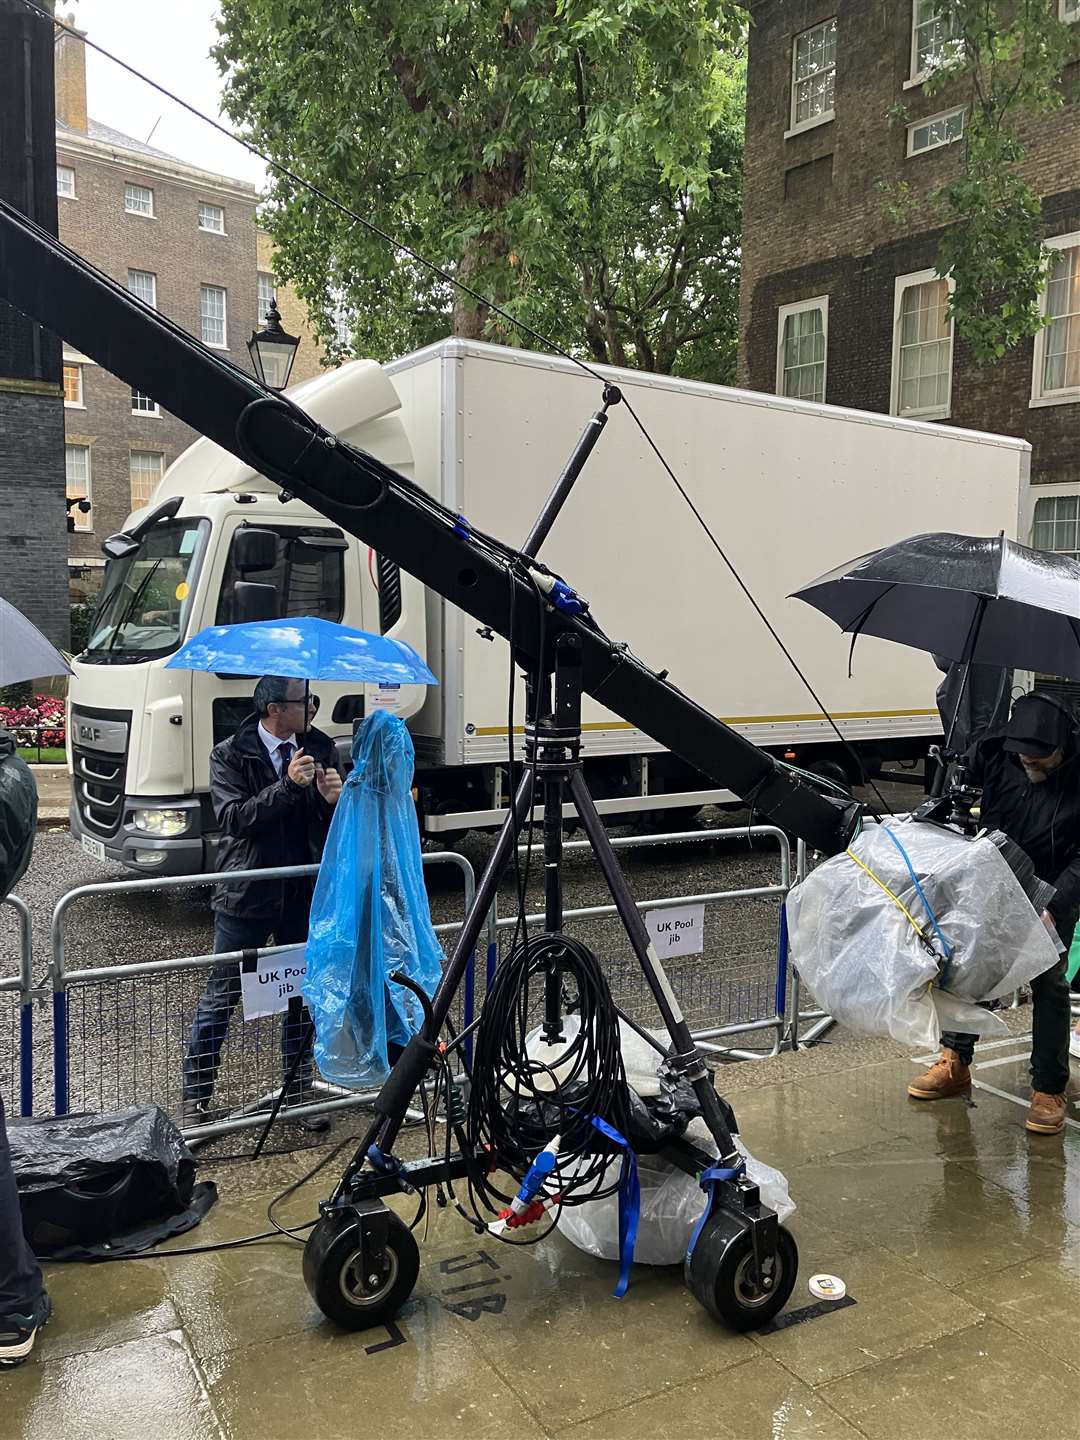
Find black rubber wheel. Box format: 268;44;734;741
303;1210;420;1331
685;1214;798;1330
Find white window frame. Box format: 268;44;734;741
1031;490;1080;562
62;363;83;409
1031;230;1080;409
775;296;829;403
129;450;165;510
200;285;228;349
906;106;965;157
56;165;76;199
198;202;225;234
786;18;837;139
890;268;955;421
131;388;160;417
257;271;276;328
65;443;93;531
906;1;962;89
1059;0;1079;24
123;182;155;217
127;269;157;310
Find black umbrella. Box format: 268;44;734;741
791;531;1080;750
0;596;71;687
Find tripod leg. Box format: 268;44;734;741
567;767;739;1163
332;764;536;1198
541;770;566;1043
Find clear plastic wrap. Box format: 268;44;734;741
304;712;443;1089
557;1119;795;1266
555;1024;794;1266
786;821;1060;1050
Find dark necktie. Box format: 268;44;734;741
277;740;295;778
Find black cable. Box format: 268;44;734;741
97;1131;365;1260
28;0;886;819
463;931;629;1218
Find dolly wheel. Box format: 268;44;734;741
685;1216;798;1331
303;1210;420;1331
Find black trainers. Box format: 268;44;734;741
0;1291;51;1368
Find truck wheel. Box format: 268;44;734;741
806;760;851;796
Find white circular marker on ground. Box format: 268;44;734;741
808;1273;846;1301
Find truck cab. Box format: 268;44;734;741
68;359;429;874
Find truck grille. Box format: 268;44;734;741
70;708;130;838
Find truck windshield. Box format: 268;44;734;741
82;519;209;663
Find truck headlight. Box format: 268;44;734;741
132;808;188;837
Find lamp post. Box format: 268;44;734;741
248;299;300;391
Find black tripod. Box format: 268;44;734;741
302;396;799;1333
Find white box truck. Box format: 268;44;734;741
67;339;1031;874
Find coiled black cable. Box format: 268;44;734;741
462;931;632;1217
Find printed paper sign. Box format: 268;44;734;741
240;946;307;1021
370;683;401;711
645;903;705;957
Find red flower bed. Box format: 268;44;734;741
0;694;65;748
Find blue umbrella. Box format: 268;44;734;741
166;617;437;687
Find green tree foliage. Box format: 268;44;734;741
883;1;1079;363
214;1;747;380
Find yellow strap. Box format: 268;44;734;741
845;849;929;942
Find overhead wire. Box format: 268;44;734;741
25;0;887;817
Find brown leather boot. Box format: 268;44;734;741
907;1048;972;1101
1025;1091;1067;1135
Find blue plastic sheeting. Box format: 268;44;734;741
305;712;443;1089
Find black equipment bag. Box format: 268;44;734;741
8;1105;216;1258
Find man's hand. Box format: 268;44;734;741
287;748;316;787
315;765;343;806
1041;909;1057;934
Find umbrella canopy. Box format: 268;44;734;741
792;532;1080;681
164;617;438;686
0;596;72;687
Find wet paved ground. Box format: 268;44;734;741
6;1033;1078;1440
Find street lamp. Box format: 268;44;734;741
247;299;300;391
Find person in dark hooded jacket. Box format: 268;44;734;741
182;676;342;1127
908;692;1078;1134
0;728;50;1365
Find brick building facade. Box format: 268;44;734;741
0;0;69;649
739;2;1080;559
54;19;326;600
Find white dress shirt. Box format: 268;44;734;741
257;722;297;779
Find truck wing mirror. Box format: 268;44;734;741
102;531;140;561
233;581;279;623
232;527;279;573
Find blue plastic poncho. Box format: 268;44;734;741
305;711;444;1089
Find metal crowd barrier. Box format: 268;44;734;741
497;824;794;1061
36;820;831;1137
0;895;34;1116
49;853;477;1138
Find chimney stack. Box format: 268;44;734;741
54;12;87;133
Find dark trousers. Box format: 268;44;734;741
183;907;314;1105
0;1092;43;1317
942;956;1071;1094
